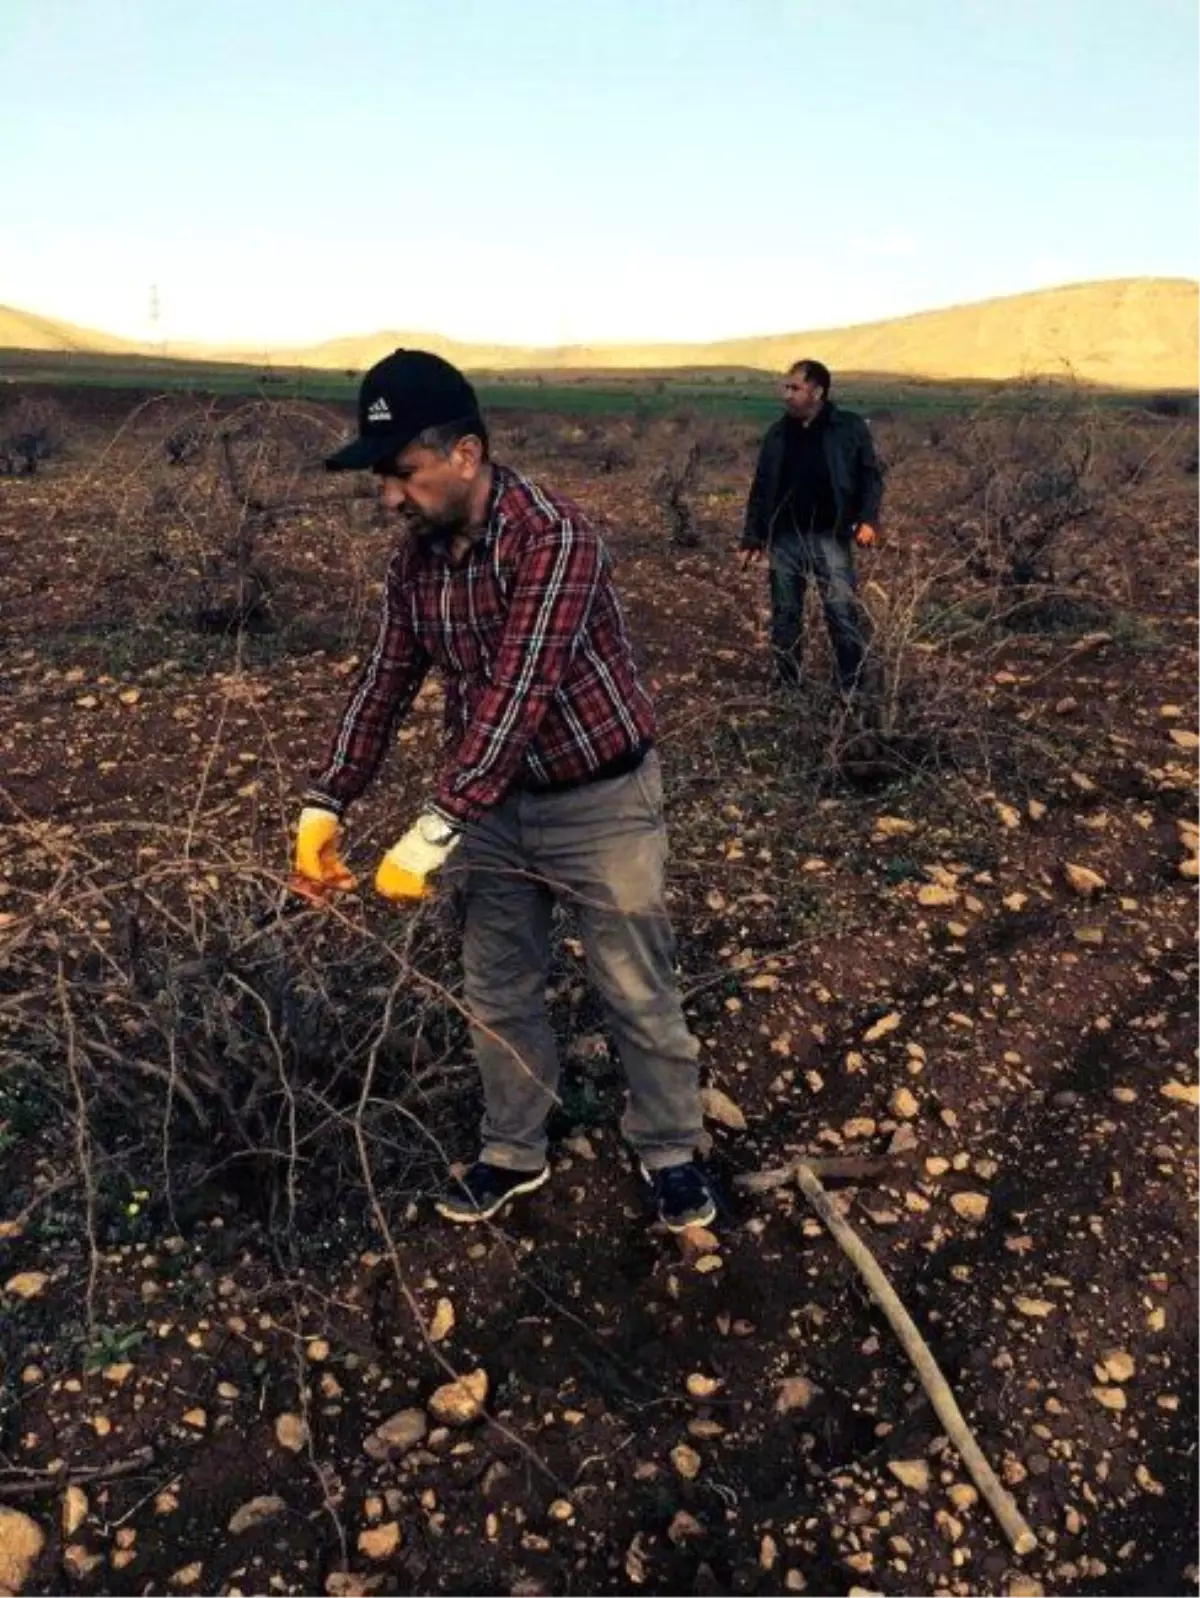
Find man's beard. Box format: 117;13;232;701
405;507;467;539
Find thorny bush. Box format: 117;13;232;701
0;394;66;476
0;816;477;1243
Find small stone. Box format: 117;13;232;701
1099;1349;1135;1383
688;1418;725;1440
0;1507;45;1593
935;1509;964;1543
63;1544;103;1578
760;1533;779;1570
306;1338;331;1362
885;1126;917;1159
947;1483;978;1512
670;1443;702;1479
3;1272;49;1301
61;1486;88;1539
547;1499;575;1523
356;1521;401;1560
700;1086;747;1130
228;1496;287;1536
181;1408;207;1430
775;1376;817;1414
274;1412;308;1452
950;1191;989;1222
667;1508;703;1546
995;802;1021;829
1092;1386;1127;1411
1027;800;1048;821
890;1087;919;1120
1064;863;1106;896
685;1373;721;1399
1007;1579;1045;1597
428;1298;455;1343
1014;1297;1056;1318
925;1156;950;1177
887;1459;930;1492
875;816;917;838
363;1408;427;1461
863;1011;902;1044
1168;728;1199;749
428;1369;488;1426
169;1562;204;1587
917;884;957;907
1161;1081;1200;1108
842;1117;877;1141
678;1225;721;1260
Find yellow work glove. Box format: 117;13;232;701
292;806;357;900
375;809;461;902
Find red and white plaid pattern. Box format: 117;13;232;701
309;465;656;824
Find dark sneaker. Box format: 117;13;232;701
434;1161;549;1225
640;1160;718;1232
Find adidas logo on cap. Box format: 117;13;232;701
367;397;392;423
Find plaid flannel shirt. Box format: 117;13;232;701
308;465;656;825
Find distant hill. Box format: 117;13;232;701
3;278;1197;388
0;305;144;357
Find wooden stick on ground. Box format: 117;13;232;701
787;1162;1037;1557
736;1153;912;1192
0;1446;156;1501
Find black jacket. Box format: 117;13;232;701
741;403;884;549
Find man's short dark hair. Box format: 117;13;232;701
417;415;490;459
789;359;832;398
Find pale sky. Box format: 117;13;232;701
3;0;1197;349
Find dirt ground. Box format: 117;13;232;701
0;382;1197;1598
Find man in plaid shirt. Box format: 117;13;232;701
294;350;716;1232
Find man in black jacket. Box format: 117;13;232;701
740;359;883;693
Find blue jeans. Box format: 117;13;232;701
445;751;702;1173
769;529;866;691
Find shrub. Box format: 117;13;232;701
1146;392;1197;419
0;395;66;475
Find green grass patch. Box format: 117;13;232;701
1;347;1168;424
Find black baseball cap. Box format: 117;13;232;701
325;348;483;471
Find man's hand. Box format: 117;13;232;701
375;809;461;902
293;806;357;898
739;546;766;569
855;523;878;548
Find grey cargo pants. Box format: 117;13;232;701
447;750;703;1173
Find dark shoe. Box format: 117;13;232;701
639;1160;718;1232
434;1161;549;1225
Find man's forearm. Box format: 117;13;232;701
308;578;429;814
